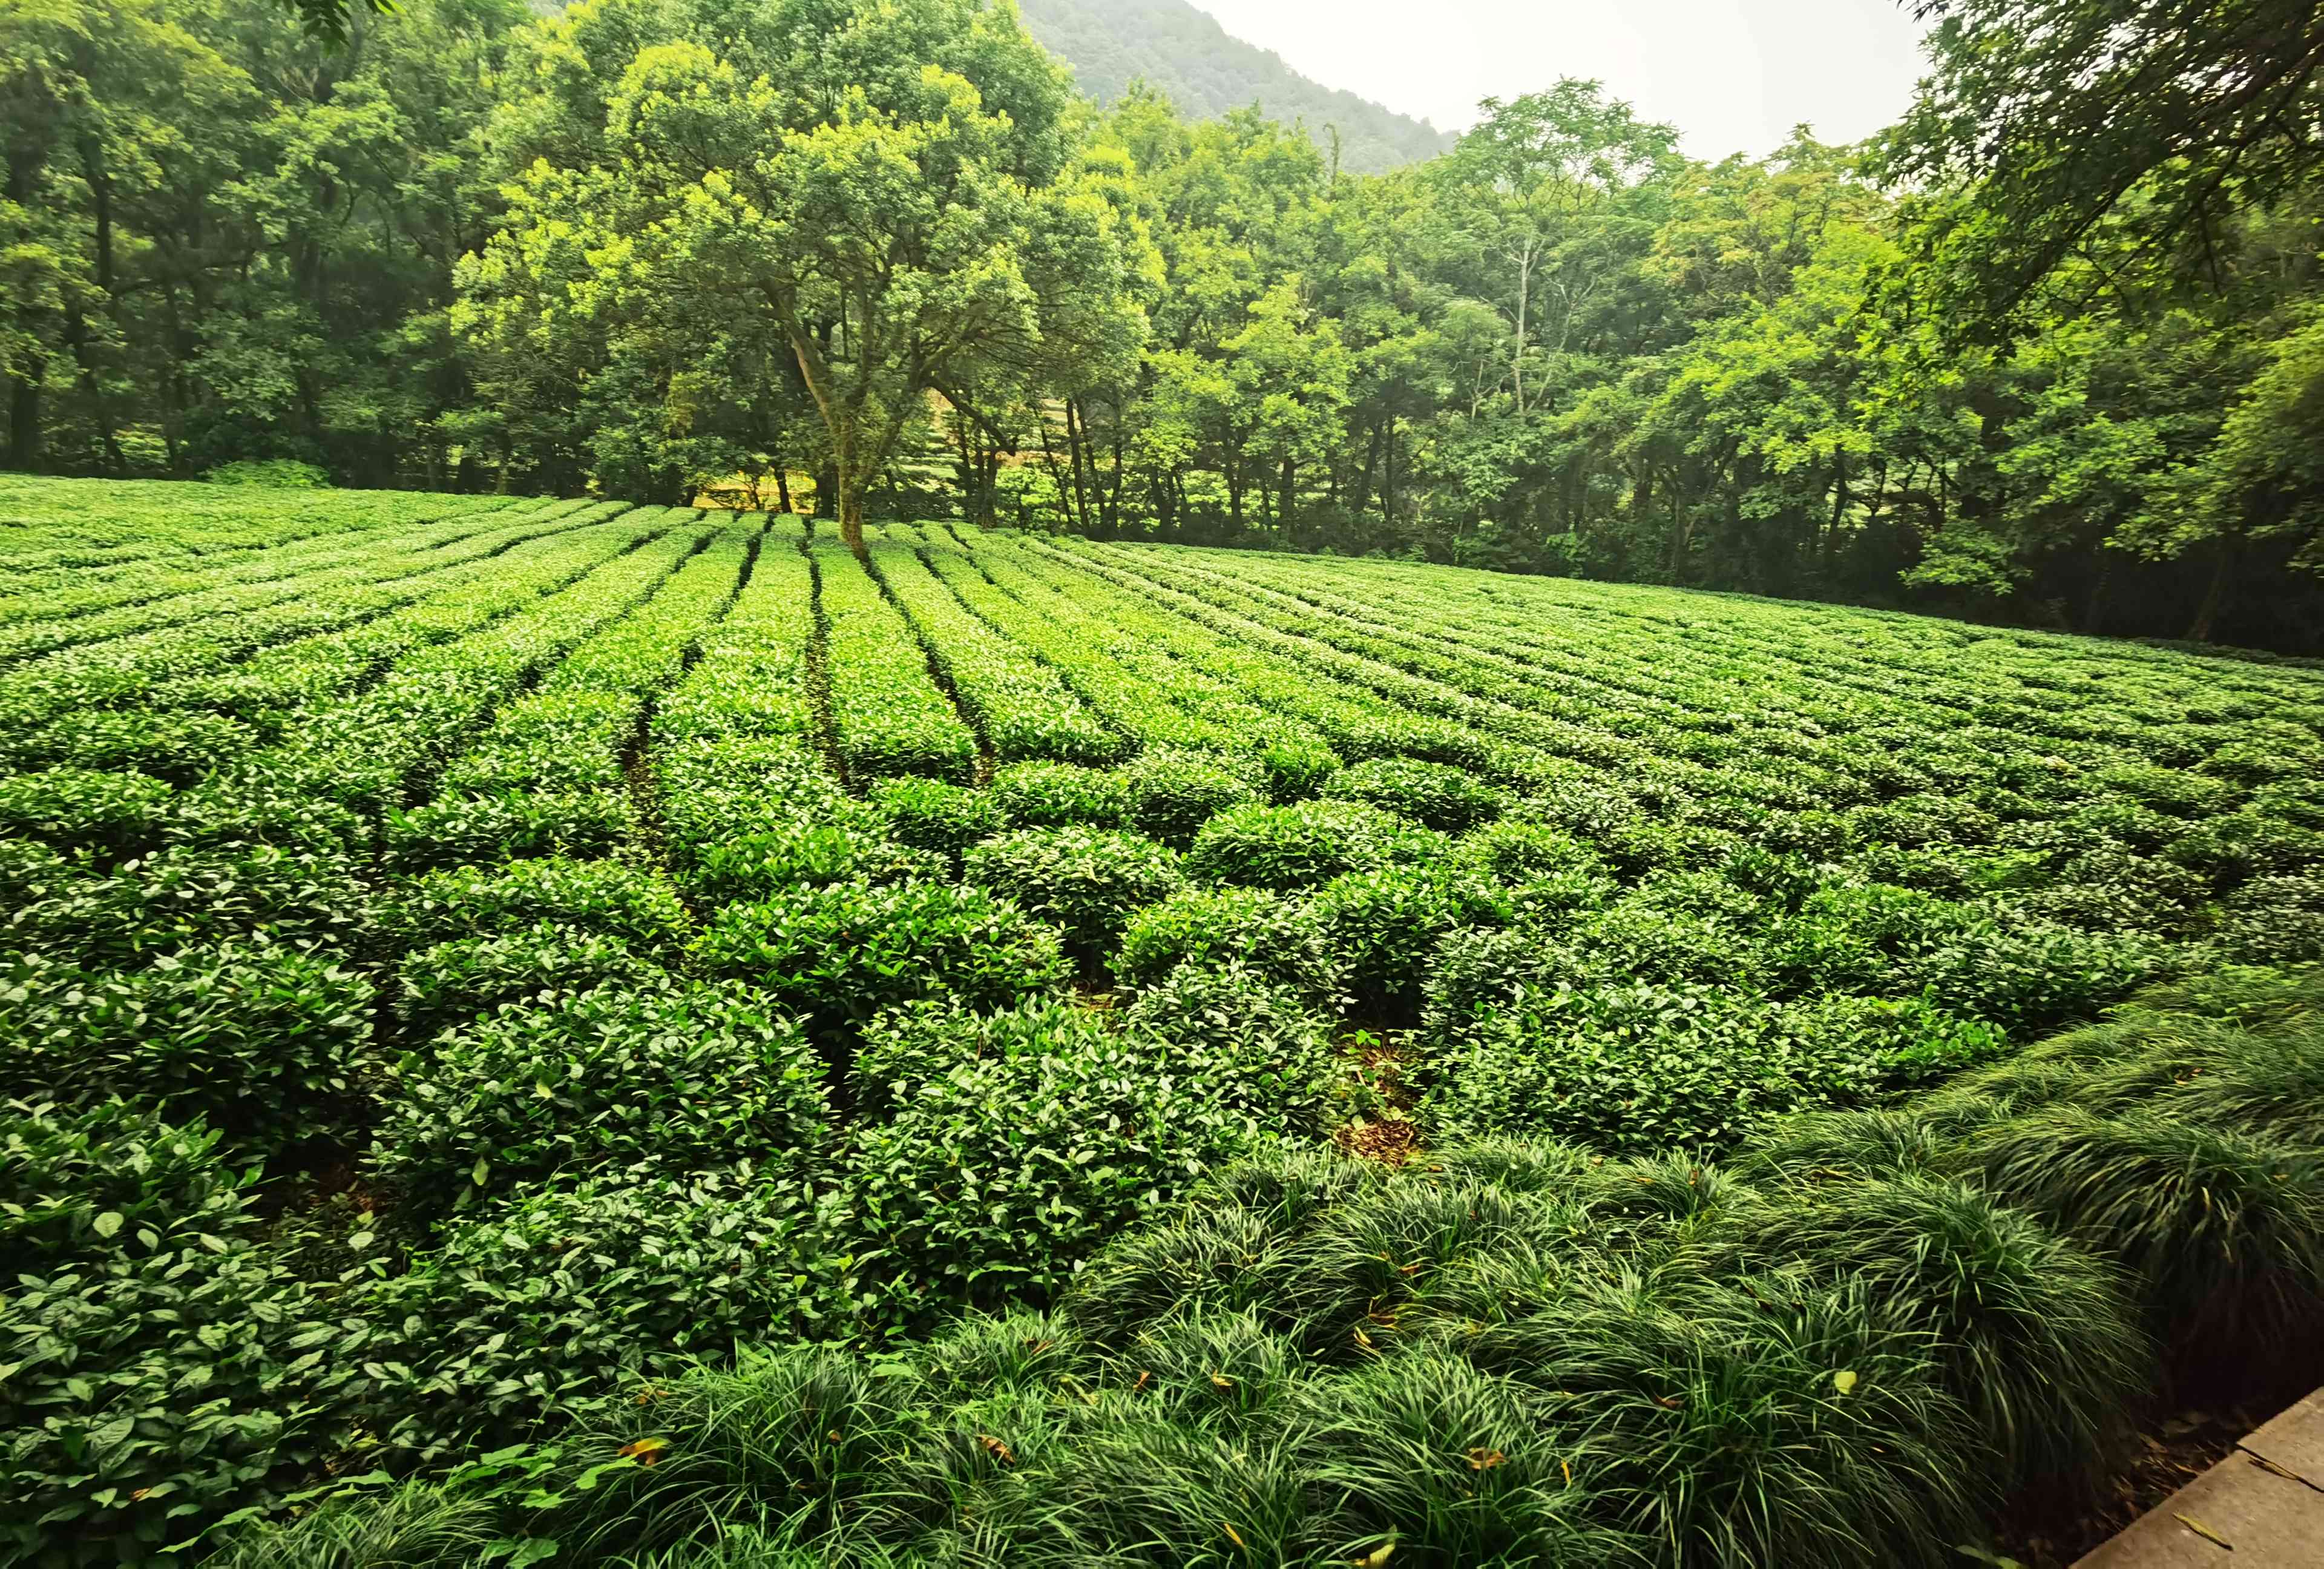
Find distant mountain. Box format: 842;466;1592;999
1016;0;1458;174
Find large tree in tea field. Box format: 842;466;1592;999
459;0;1147;545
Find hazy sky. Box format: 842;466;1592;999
1189;0;1934;160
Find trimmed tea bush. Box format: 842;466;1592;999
962;826;1183;969
1112;884;1339;997
371;981;836;1211
1186;800;1445;890
1323;755;1506;832
376;856;694;956
0;941;379;1153
1;1102;351;1567
693;881;1069;1037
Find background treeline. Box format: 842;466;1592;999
4;0;2322;651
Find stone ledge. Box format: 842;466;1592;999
2073;1390;2324;1567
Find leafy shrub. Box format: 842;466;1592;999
1121;749;1259;847
395;922;672;1039
686;819;947;904
1;1102;350;1567
166;771;370;858
1256;736;1342;803
962;827;1183;969
384;789;634;872
435;694;632;795
1768;880;2163;1033
868;777;1005;868
2208;874;2324;964
692;881;1068;1038
0;941;379;1152
0;768;176;859
1118;963;1347;1134
1111;884;1338;996
372;981;835;1211
7;843;365;967
9;712;259;789
1457;817;1613;892
656;736;855;867
205;458;330;487
352;1172;855;1458
1323;756;1506;832
1185;800;1443;891
1309;864;1510;1019
1425;985;2006;1154
376;855;692;956
990;761;1131;829
845;998;1291;1318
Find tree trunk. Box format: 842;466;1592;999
2081;556;2112;636
774;469;793;514
6;370;42;471
838;471;867;555
2187;538;2236;643
813;465;838;518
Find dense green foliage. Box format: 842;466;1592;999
2;481;2320;1562
8;0;2323;645
8;1;2324;1554
206;967;2324;1569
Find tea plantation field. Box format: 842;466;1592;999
5;475;2323;1567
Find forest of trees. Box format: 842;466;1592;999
4;0;2322;650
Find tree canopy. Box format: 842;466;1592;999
4;0;2323;646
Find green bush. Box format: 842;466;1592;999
1121;749;1259;847
1456;817;1617;898
686;818;947;904
0;1101;351;1567
868;777;1005;868
352;1171;855;1458
2210;874;2324;964
9;712;259;789
1256;736;1342;803
1118;962;1347;1134
1185;799;1444;890
962;826;1183;969
384;790;634;872
1323;755;1506;832
205;458;329;487
1426;985;2007;1154
990;760;1131;829
845;998;1290;1318
0;768;176;859
1111;884;1338;996
0;941;379;1153
1310;864;1511;1019
692;881;1069;1038
8;843;366;967
376;856;693;956
371;981;835;1211
395;922;673;1039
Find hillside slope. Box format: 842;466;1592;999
1016;0;1457;173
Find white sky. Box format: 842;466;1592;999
1189;0;1935;160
